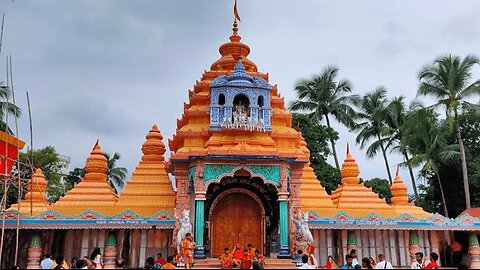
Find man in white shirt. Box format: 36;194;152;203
411;252;425;269
376;254;393;269
350;249;359;268
299;254;315;269
40;254;53;269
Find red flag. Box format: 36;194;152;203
234;0;241;22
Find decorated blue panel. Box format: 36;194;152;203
209;59;272;132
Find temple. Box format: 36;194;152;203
3;19;480;269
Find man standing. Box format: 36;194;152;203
341;254;354;269
298;254;314;269
40;254;53;270
181;233;195;269
375;254;393;269
350;250;359;268
424;252;439;269
411;252;425;269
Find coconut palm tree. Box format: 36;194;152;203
289;66;357;170
352;87;393;183
418;54;480;209
0;83;21;134
405;110;459;218
104;152;128;194
384;96;423;203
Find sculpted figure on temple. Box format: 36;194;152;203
290;206;313;260
176;209;193;253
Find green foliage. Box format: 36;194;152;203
289;66;357;169
363;178;392;204
291;113;341;194
63;167;85;191
19;146;64;202
0;83;21;134
105;152;128;194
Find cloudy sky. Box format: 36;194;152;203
1;0;479;194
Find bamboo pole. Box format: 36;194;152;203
0;56;10;268
10;55;21;264
26;91;34;215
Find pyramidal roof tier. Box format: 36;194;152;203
9;168;49;216
298;131;337;215
116;125;176;216
168;22;306;162
330;145;395;218
50;140;118;216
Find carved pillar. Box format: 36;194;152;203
103;232;118;269
194;192;206;259
408;231;421;264
277;192;290;258
429;231;441;267
27;234;42;269
347;231;357;254
469;234;480;269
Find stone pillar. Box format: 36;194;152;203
103;232;118;269
194;192;206;259
469;234;480;269
347;231;357;254
277;192;290;258
408;231;421;265
27;234;42;269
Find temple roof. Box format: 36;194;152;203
168;22;307;162
10;168;49;216
49;140;118;216
115;125;176;216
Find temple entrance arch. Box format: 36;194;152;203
209;188;265;257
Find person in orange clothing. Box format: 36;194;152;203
181;233;196;269
323;255;339;269
247;243;255;258
253;249;265;268
219;247;233;269
232;244;243;268
424;252;439;269
161;256;177;269
242;249;253;269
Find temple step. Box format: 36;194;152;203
192;258;298;269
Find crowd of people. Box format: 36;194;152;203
219;243;265;269
306;249;446;269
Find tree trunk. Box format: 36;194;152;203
325;114;340;170
403;151;419;204
436;173;449;218
454;109;471;209
377;134;393;184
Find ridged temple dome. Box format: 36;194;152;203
210;21;257;72
390;168;409;205
9;168;49;215
85;140;108;174
340;144;360;184
24;168;48;202
116;125;176;216
141;125;166;161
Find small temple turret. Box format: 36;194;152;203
390;168;431;218
50;140;118;216
330;144;394;217
9;168;48;215
116;125;176;216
